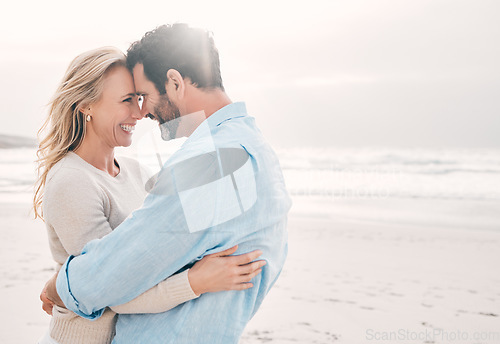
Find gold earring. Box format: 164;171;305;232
86;114;91;122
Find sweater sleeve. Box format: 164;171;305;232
44;167;113;257
110;269;199;314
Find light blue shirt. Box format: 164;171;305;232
56;102;292;343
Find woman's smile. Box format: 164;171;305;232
119;123;136;134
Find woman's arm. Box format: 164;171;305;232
109;269;196;314
110;245;265;314
43;172;195;315
43;169;116;257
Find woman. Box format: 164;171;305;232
33;47;264;344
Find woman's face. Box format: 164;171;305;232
88;65;142;148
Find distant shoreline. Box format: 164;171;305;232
0;134;37;149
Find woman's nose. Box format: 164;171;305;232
139;105;149;118
131;100;145;120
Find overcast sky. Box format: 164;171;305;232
1;0;499;148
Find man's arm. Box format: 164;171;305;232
56;147;257;319
56;190;216;318
45;247;265;315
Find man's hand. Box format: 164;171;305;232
42;272;65;312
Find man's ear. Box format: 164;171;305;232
165;69;185;100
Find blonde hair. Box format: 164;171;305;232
33;47;126;219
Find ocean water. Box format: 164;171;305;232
1;146;499;203
275;147;500;201
0;148;38;201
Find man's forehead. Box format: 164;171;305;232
132;64;145;81
132;63;153;92
132;63;144;74
132;64;147;92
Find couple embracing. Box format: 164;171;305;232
34;23;291;343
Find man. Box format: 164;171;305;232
45;23;291;343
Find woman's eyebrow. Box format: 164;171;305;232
122;93;137;98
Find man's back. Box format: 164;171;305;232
56;103;291;344
114;103;290;343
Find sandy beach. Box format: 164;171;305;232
1;0;499;341
242;197;500;343
1;195;499;343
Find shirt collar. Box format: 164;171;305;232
180;102;247;147
206;102;247;127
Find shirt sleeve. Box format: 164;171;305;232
56;145;257;319
109;269;198;314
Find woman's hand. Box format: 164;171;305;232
40;285;54;315
40;272;65;315
188;245;266;296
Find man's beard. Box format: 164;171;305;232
154;94;181;141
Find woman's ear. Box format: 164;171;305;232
79;106;91;116
165;69;185;100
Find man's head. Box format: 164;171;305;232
126;23;225;139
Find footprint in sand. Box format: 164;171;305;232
325;298;341;303
478;312;498;317
360;306;375;311
325;331;340;341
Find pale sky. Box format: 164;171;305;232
1;0;499;148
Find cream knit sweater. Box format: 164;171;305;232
43;152;198;344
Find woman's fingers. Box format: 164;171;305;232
237;269;263;283
205;247;262;263
232;249;263;265
190;246;266;294
234;282;253;290
42;302;53;315
231;266;264;288
230;262;265;286
205;245;239;258
229;251;266;285
40;288;54;315
239;260;266;275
